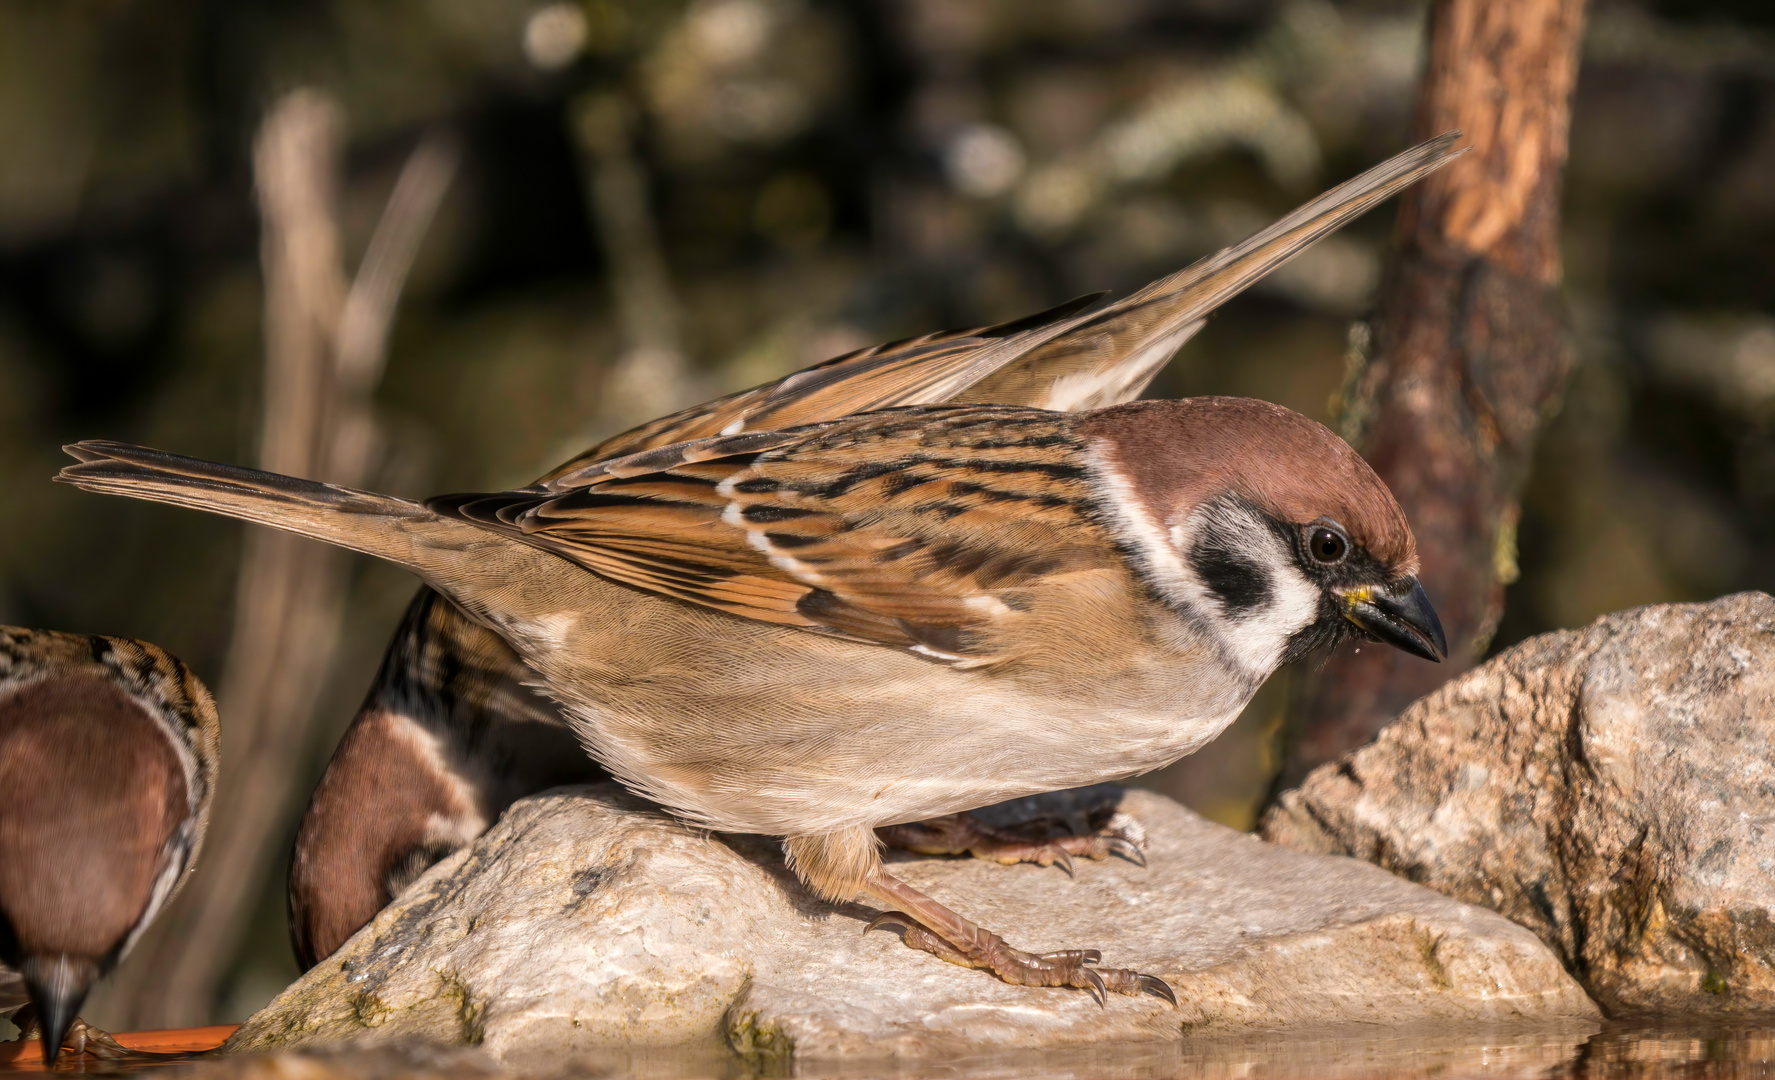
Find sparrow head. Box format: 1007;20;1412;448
1080;397;1447;677
0;641;204;1066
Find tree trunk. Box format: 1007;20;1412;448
1279;0;1587;789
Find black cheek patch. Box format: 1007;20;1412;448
1189;539;1273;616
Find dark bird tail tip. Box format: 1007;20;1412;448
61;441;118;465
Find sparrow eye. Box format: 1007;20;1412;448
1308;526;1347;564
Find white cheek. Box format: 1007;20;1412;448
1083;445;1325;680
1169;501;1323;677
1216;562;1320;673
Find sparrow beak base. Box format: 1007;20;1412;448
21;955;98;1067
1340;578;1448;662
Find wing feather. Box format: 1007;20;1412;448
537;134;1464;487
430;405;1115;661
426;136;1470;659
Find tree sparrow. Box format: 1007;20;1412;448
0;627;219;1065
60;141;1455;1004
289;133;1467;969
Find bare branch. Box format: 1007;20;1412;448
1279;0;1587;790
88;90;453;1028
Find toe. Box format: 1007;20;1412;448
1106;835;1147;867
863;910;915;935
1137;973;1178;1006
1075;966;1107;1007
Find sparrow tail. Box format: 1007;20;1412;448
56;441;492;575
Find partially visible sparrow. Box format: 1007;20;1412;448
288;132;1468;969
63;137;1456;1004
0;627;219;1066
288;590;591;970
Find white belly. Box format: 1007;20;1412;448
499;576;1259;836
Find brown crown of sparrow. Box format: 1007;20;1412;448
59;136;1458;1004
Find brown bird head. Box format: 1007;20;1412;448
0;630;214;1065
1080;397;1446;676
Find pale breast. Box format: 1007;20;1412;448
507;571;1260;836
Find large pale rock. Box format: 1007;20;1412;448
1263;593;1775;1014
228;785;1593;1065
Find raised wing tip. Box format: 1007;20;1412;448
1361;131;1469;191
1422;130;1470;159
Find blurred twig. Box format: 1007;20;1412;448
91;89;456;1027
331;132;460;484
1278;0;1586;790
572;91;696;435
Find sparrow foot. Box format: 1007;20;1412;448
11;1006;136;1062
865;911;1174;1006
877;809;1146;875
861;872;1174;1007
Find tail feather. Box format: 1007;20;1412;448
57;441;472;572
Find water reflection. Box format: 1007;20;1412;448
10;1019;1775;1079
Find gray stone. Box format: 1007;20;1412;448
229;785;1594;1065
1263;592;1775;1014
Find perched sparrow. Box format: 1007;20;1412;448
0;627;219;1065
63;139;1455;1003
289;133;1467;968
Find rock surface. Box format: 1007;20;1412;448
228;785;1594;1064
1263;592;1775;1014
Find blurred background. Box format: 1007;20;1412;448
0;0;1771;1028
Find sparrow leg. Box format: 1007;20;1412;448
877;809;1146;875
861;869;1175;1006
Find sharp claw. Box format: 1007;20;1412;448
1108;836;1147;868
1052;848;1075;877
864;910;914;935
1079;949;1102;965
1080;966;1107;1007
1137;973;1178;1006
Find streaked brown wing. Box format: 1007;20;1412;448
432;405;1114;661
540;133;1465;486
536;293;1108;487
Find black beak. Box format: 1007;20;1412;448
22;955;97;1067
1341;578;1448;662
